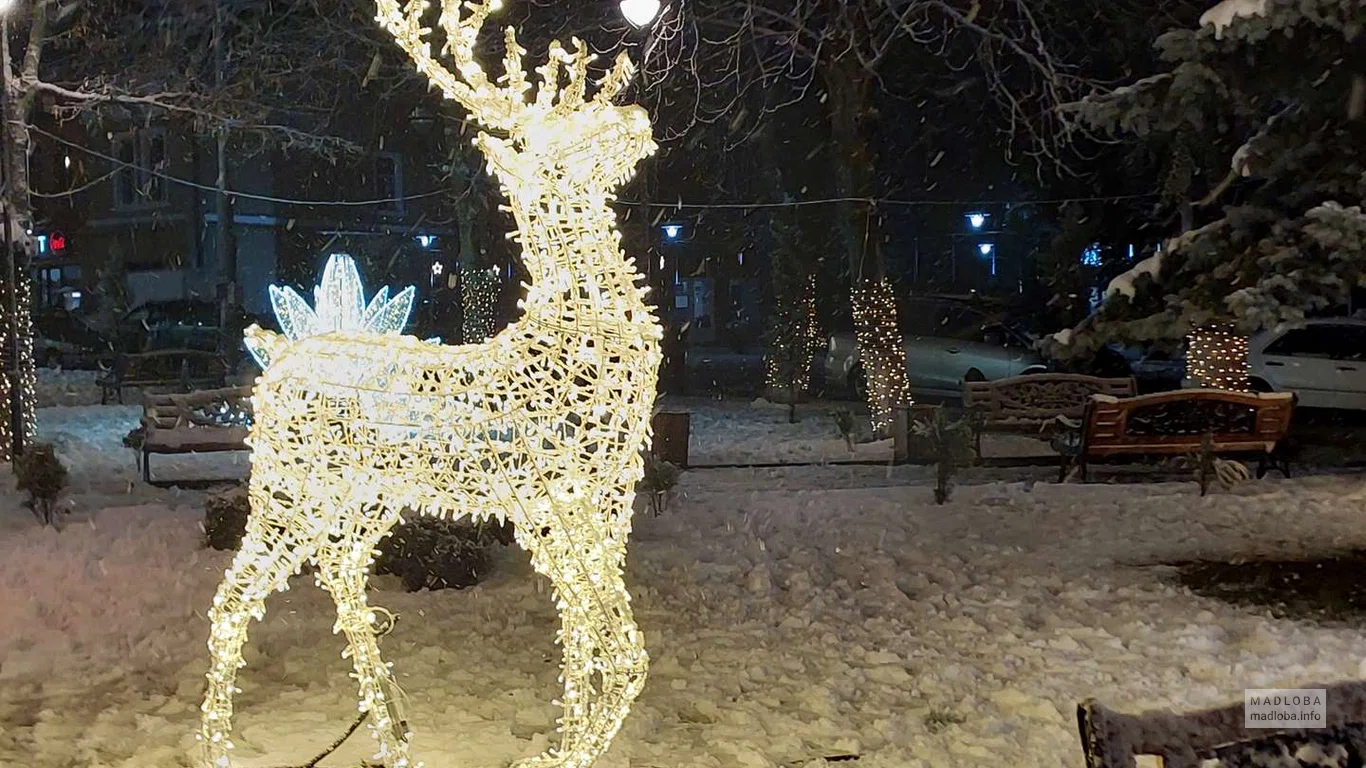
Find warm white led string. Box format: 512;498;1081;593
1187;324;1250;391
198;2;662;766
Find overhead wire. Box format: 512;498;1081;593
28;123;1158;212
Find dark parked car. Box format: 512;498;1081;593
32;308;113;369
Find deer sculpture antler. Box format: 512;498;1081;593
375;0;637;135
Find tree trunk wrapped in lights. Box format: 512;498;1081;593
460;266;500;343
1186;324;1250;391
0;271;38;462
198;3;661;767
764;275;820;407
851;278;911;434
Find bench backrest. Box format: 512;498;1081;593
1079;680;1366;768
1082;388;1295;456
116;349;227;382
963;374;1137;421
142;386;254;431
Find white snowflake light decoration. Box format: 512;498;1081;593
246;254;415;369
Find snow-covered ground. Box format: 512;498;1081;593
675;396;1053;466
3;404;1366;768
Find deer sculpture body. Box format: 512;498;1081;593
197;2;662;767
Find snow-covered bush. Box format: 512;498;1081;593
15;443;68;526
203;484;510;590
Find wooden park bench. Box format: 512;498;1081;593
99;349;229;405
137;386;252;482
1078;680;1366;767
1063;389;1296;483
963;373;1136;456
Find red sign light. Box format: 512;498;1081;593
50;233;66;253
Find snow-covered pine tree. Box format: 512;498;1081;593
1053;0;1366;362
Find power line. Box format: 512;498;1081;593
30;123;1159;212
29;124;449;207
612;192;1159;209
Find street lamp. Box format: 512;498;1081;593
620;0;661;27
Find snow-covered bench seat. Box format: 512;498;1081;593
1066;389;1296;482
99;349;229;404
1078;680;1366;768
139;386;252;482
963;373;1136;456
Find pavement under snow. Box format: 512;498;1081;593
2;401;1365;768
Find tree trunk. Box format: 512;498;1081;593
0;6;49;462
214;0;239;369
821;56;911;434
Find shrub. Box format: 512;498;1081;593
1174;432;1252;496
204;487;251;551
640;452;681;516
832;409;856;451
203;485;510;591
910;408;976;504
16;443;68;526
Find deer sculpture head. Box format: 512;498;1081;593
376;0;657;200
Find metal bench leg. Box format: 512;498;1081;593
1057;456;1071;484
1079;459;1089;483
143;450;151;484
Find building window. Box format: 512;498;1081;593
113;129;169;209
375;152;403;215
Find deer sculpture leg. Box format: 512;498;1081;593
514;494;647;768
313;508;412;767
200;482;328;767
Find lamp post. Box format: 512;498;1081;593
0;0;26;461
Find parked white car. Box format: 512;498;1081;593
1246;318;1366;409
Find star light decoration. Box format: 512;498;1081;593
1187;324;1251;391
198;2;663;768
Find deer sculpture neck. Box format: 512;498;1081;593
507;190;645;333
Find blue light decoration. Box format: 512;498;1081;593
662;223;682;240
415;234;438;248
1081;243;1102;267
966;212;988;230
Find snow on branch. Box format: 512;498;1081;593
1104;251;1163;300
1198;0;1268;40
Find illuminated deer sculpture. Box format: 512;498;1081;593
197;2;662;766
